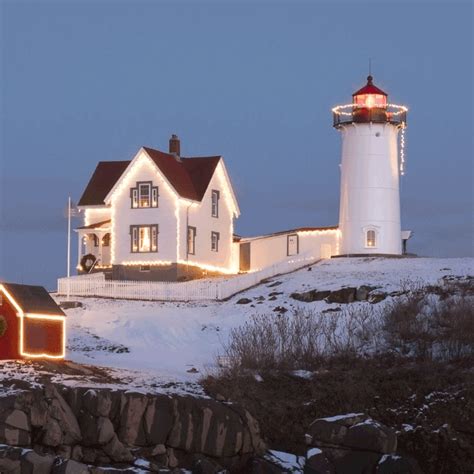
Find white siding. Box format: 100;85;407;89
84;208;111;226
243;230;340;271
179;161;237;272
110;152;178;264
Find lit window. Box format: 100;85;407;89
366;230;376;247
131;225;158;253
211;231;220;252
187;226;196;255
211;190;220;218
131;182;158;208
102;234;110;247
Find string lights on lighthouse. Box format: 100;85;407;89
399;123;406;176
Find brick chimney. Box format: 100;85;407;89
169;134;181;157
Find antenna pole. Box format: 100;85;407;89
369;58;372;76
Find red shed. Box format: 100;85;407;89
0;283;66;360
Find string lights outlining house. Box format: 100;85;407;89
76;75;411;281
0;283;66;360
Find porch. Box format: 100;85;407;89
75;219;112;274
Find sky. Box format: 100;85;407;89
0;0;473;289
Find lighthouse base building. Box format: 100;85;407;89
75;76;411;280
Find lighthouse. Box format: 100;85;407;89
333;76;408;255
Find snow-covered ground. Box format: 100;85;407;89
57;257;472;383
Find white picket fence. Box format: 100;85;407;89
57;255;320;302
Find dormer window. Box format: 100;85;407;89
131;182;159;208
211;190;220;217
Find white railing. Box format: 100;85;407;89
57;255;319;302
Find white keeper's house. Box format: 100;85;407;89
76;75;412;281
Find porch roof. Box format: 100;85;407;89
76;219;111;231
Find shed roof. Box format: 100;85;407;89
1;283;65;316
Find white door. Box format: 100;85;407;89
287;234;298;256
320;244;332;259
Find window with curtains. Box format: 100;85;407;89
187;226;196;255
211;190;220;217
130;225;158;253
211;231;220;252
366;230;376;247
130;182;159;208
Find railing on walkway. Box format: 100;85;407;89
57;255;320;302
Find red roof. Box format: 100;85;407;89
353;75;387;96
78;147;221;206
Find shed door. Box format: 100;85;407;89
287;234;299;256
240;242;251;272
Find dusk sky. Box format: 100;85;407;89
1;0;472;289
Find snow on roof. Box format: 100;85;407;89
1;283;65;316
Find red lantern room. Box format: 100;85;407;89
352;75;387;108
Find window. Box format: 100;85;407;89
140;265;151;272
211;190;220;217
187;226;196;255
92;234;99;247
287;234;299;256
211;231;220;252
131;225;158;253
131;182;158;208
102;234;110;247
366;230;376;247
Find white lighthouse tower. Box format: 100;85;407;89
333;76;408;255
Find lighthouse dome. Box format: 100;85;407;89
352;75;387;108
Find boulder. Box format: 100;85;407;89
236;298;252;304
325;288;357;304
305;447;334;474
356;286;377;301
21;450;55;474
42;418;63;447
118;392;149;445
368;292;388;304
306;413;368;445
376;454;422;474
143;395;174;445
0;445;22;474
290;290;331;303
344;419;397;454
52;459;90;474
5;410;29;431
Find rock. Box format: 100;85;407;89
369;291;388;304
97;417;115;445
268;296;277;301
187;367;199;373
21;450;55;474
52;459;90;474
268;292;283;297
273;306;288;313
325;448;381;474
254;296;265;301
290;290;331;303
356;285;377;301
143;395;174;445
325;288;357;304
118;392;149;445
151;444;167;456
267;281;282;288
192;454;226;474
305;447;335;474
71;446;83;462
49;386;82;444
42;418;63;447
376;454;422;474
5;410;29;431
102;433;134;463
307;413;368;445
59;301;83;309
344;419;397;454
321;307;341;313
236;298;252;304
247;457;287;473
0;445;22;474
